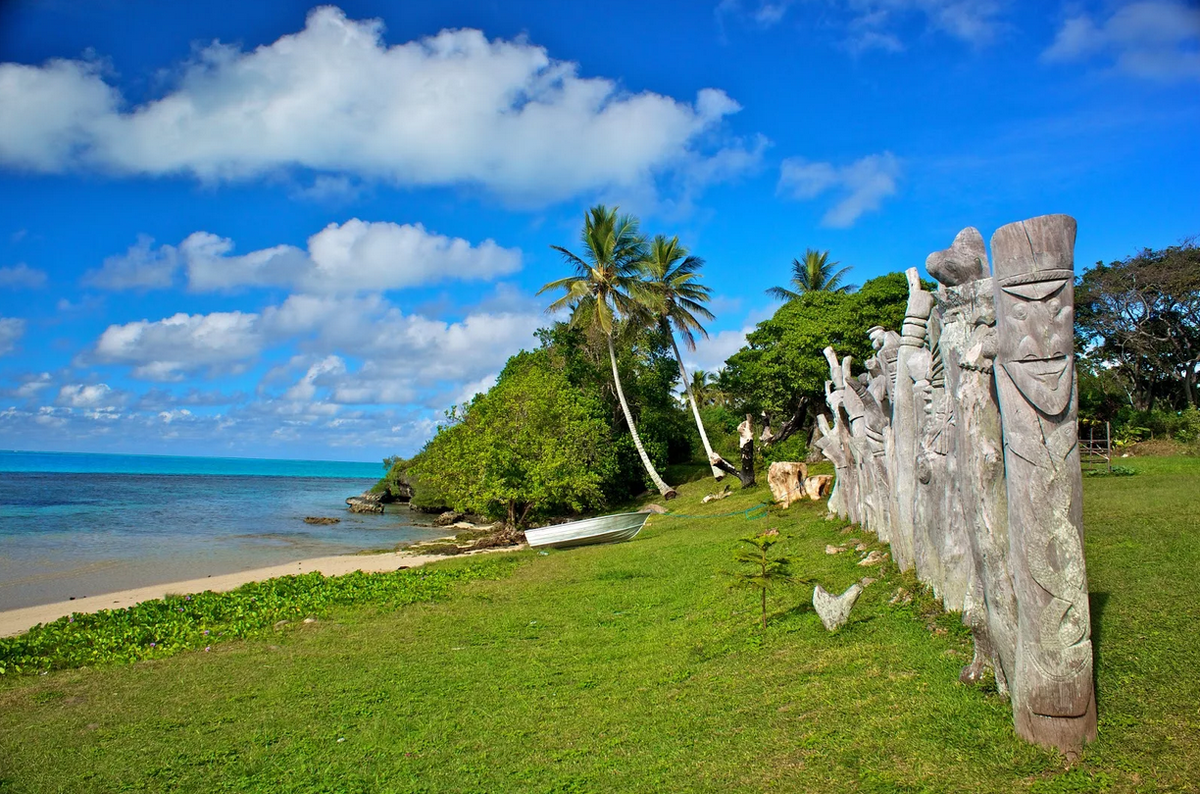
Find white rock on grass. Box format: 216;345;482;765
813;583;864;631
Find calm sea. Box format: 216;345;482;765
0;451;450;611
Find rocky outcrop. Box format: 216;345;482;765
303;516;341;525
346;492;386;514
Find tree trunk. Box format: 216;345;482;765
669;332;727;480
713;413;756;486
607;334;677;499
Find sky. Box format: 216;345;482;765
0;0;1197;463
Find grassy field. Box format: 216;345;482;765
0;458;1197;793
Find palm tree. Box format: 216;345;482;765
766;248;856;301
644;235;727;481
538;206;677;499
690;370;713;407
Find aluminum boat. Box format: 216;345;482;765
524;511;650;550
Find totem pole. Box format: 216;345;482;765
927;228;1017;691
991;214;1096;754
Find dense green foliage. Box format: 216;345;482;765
723;272;913;442
0;562;511;677
409;352;616;525
3;461;1196;792
1076;239;1199;415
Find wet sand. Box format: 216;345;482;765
0;546;520;638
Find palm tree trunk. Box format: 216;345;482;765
669;333;726;480
607;334;677;499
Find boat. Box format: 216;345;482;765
524;511;651;550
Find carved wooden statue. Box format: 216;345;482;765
813;214;1096;755
991;214;1096;754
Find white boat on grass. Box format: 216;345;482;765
524;511;651;550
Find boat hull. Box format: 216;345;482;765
525;512;650;550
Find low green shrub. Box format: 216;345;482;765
0;560;514;676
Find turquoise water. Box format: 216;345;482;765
0;452;449;611
0;450;382;478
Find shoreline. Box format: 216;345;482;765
0;546;521;639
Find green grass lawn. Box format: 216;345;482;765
1;458;1197;793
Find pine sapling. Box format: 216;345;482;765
730;529;799;631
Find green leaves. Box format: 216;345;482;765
729;530;799;631
409;352;616;526
0;563;510;676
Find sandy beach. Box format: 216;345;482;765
0;546;519;639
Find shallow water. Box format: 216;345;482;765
0;453;449;610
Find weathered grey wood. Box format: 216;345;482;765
928;231;1018;693
992;214;1096;755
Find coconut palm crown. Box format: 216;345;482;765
766;248;856;301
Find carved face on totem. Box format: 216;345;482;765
991;215;1077;417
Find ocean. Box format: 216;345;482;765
0;451;451;611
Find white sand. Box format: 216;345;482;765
0;547;520;638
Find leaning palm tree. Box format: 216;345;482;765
766;248;856;301
644;234;728;481
538;206;677;499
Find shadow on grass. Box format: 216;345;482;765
1089;590;1110;710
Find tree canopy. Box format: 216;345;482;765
408;351;616;527
1076;239;1200;412
725;272;911;444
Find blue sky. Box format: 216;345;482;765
0;0;1197;462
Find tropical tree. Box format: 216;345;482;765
766;249;856;301
644;234;728;480
409;352;615;527
539;206;677;499
726;272;913;446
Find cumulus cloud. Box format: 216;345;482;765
778;151;901;227
0;317;25;355
1043;2;1200;81
9;371;53;399
684;327;755;374
0;7;752;203
0;263;47;289
88;292;542;390
56;383;124;408
93;220;521;294
83;234;180;289
92;310;263;380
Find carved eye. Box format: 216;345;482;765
1048;298;1061;315
1011;304;1028;321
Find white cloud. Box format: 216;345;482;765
718;0;1006;47
87;292;543;393
95;220;521;294
778;151;901;227
83;234;180;289
1043;2;1200;81
10;372;53;399
0;7;752;203
684;327;754;374
0;317;25;355
283;355;348;401
456;372;499;405
92;310;263;380
0;263;47;289
56;383;120;408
